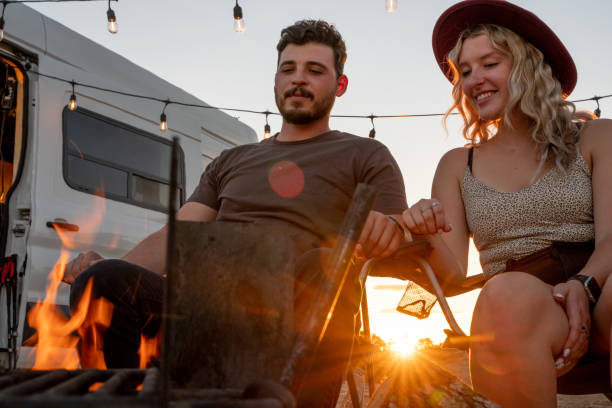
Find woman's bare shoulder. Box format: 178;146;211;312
437;146;471;174
432;147;472;188
580;118;612;142
579;119;612;158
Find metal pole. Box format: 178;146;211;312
161;137;179;408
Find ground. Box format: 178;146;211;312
336;348;612;407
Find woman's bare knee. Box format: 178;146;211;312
471;272;568;352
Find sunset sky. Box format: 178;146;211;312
27;0;612;349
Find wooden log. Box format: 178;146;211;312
166;222;295;390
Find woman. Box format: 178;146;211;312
402;1;612;406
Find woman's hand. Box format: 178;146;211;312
402;198;452;237
551;279;591;375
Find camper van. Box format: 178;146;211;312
0;4;257;369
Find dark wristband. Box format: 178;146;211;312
387;215;405;235
568;274;601;309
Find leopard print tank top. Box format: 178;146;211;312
461;148;594;278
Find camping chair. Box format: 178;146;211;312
345;239;612;407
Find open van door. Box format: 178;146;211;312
0;47;34;370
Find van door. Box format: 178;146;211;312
0;52;33;370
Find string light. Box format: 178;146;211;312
263;111;271;138
68;80;77;110
233;0;245;33
385;0;397;13
28;70;612;137
368;115;376;139
106;0;117;34
160;100;169;131
0;1;119;38
594;97;601;118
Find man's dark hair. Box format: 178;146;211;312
277;20;347;77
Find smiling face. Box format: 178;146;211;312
458;34;513;121
274;42;347;125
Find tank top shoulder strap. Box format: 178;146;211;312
467;147;473;172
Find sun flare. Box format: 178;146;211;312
389;337;418;356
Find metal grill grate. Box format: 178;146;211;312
0;368;288;407
0;368;158;408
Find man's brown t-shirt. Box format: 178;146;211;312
187;131;407;254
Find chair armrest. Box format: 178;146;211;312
367;239;485;297
443;273;486;297
367;240;432;279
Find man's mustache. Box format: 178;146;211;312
284;87;314;99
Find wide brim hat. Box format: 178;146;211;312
432;0;577;96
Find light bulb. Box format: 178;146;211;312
160;113;167;131
234;18;245;33
69;94;77;111
264;124;271;138
385;0;397;12
0;17;5;42
233;3;245;33
107;9;118;34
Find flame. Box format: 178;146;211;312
26;185;114;369
77;293;113;369
27;251;113;369
89;382;105;392
138;332;161;369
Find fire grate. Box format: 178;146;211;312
0;368;289;408
0;368;158;408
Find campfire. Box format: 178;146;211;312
24;191;160;371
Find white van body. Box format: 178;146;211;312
0;4;257;369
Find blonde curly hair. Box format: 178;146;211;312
444;24;580;170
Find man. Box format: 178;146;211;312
66;20;407;407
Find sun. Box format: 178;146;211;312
389;336;418;356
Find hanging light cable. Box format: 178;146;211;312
160;100;169;131
106;0;118;34
0;1;7;42
385;0;397;13
263;111;271;138
368;115;376;139
233;0;245;33
68;80;77;111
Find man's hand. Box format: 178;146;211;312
62;251;103;284
357;211;404;259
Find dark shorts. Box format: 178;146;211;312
504;240;594;285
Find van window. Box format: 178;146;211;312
62;107;184;212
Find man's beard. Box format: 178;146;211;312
275;86;336;125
